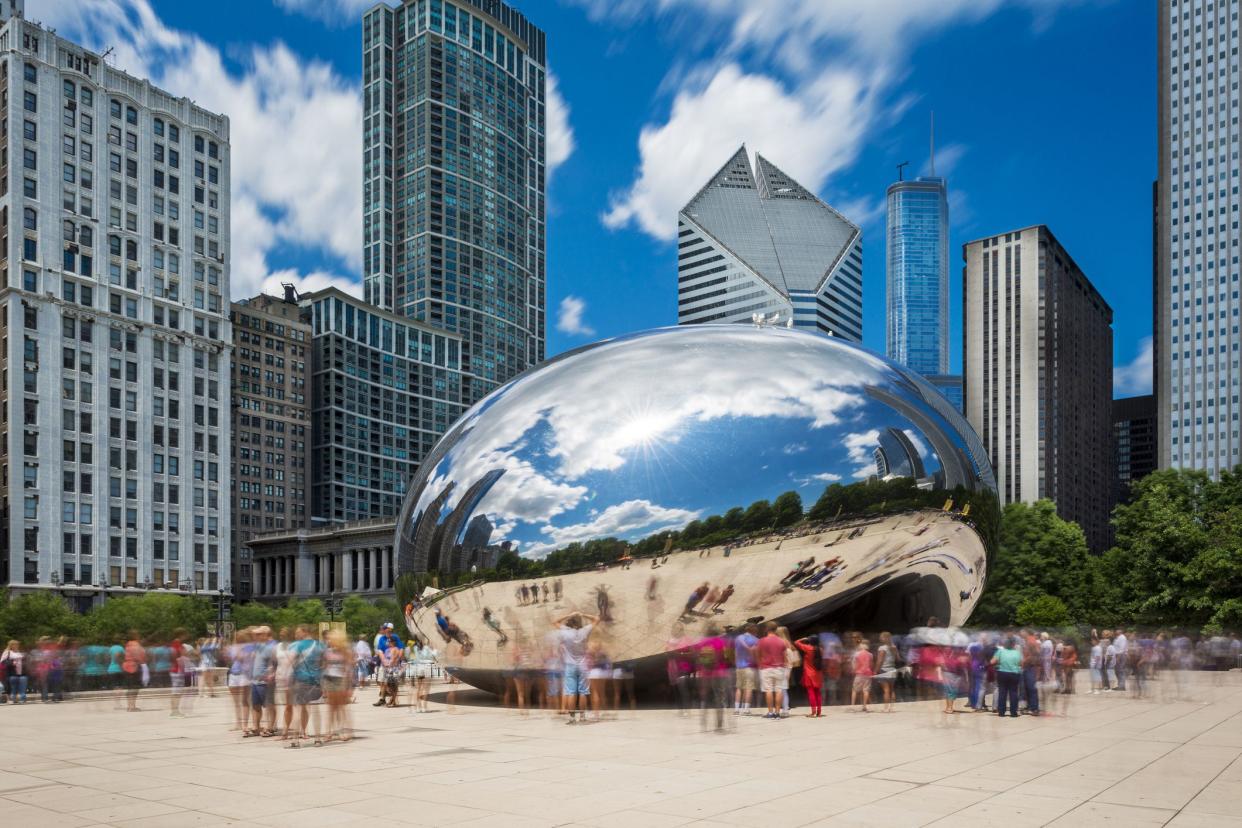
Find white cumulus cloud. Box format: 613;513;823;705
586;0;1082;241
556;296;595;337
524;499;700;557
272;0;386;24
546;73;576;175
41;0;365;301
1114;337;1153;396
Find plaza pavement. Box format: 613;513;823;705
0;672;1240;827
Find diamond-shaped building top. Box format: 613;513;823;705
677;147;863;340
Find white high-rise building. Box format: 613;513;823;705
0;17;232;604
1157;0;1242;474
677;147;863;341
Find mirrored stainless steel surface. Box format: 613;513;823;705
394;325;998;693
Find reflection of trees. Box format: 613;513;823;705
412;479;998;588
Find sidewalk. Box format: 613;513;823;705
0;672;1239;826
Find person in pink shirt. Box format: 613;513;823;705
851;639;873;711
757;622;791;719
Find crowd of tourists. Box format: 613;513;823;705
475;614;1242;730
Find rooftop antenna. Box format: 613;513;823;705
930;110;936;176
896;161;909;182
101;46;115;63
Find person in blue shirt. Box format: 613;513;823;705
733;623;759;714
288;625;324;747
370;623;403;704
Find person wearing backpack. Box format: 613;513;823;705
288;625;324;748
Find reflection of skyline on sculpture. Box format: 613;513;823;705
396;326;993;572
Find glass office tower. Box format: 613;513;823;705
677;147;863;341
363;0;546;405
886;176;949;376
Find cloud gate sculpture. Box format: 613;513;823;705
395;325;998;695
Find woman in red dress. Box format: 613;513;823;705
794;637;823;717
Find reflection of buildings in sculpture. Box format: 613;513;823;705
926;374;963;414
406;508;992;696
677;147;864;340
865;385;988;492
873;427;927;481
406;468;505;573
453;514;495;572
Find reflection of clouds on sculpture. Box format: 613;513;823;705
396;326;994;571
843;429;883;478
416;328;877;522
523;499;702;557
793;471;844;488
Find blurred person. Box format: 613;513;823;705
1059;637;1078;696
1113;628;1129;691
757;621;788;719
733;623;759;715
874;632;898;713
587;641;612;722
197;636;220;697
246;627;278;737
666;624;695;716
275;628;297;738
992;636;1022;718
820;634;843;709
107;637;125;708
80;638;107;693
850;639;873;712
612;657;637;715
794;635;823;717
379;638;404;708
122;631;147;712
696;624;730;732
227;628;254;731
778;626;798;717
1087;640;1107;695
1021;631;1041;716
1;640;28;703
542;629;563;713
966;633;985;711
555;611;599;724
148;638;172;692
412;637;437;713
168;631;187;718
372;623;403;704
1104;634;1118;692
353;636;373;687
322;629;353;742
288;625;324;747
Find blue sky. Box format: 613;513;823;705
41;0;1153;395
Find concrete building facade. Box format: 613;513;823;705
0;16;232;602
247;516;396;602
963;226;1114;551
229;290;310;601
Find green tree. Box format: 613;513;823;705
1015;594;1071;628
1104;468;1242;630
723;507;745;530
742;499;774;532
772;490;803;529
87;593;213;642
969;500;1098;626
0;590;85;644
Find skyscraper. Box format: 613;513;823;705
1157;0;1240;475
362;0;546;406
886;174;949;375
230;290;311;601
0;15;233;601
677;147;863;340
963;226;1113;551
1114;394;1156;505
